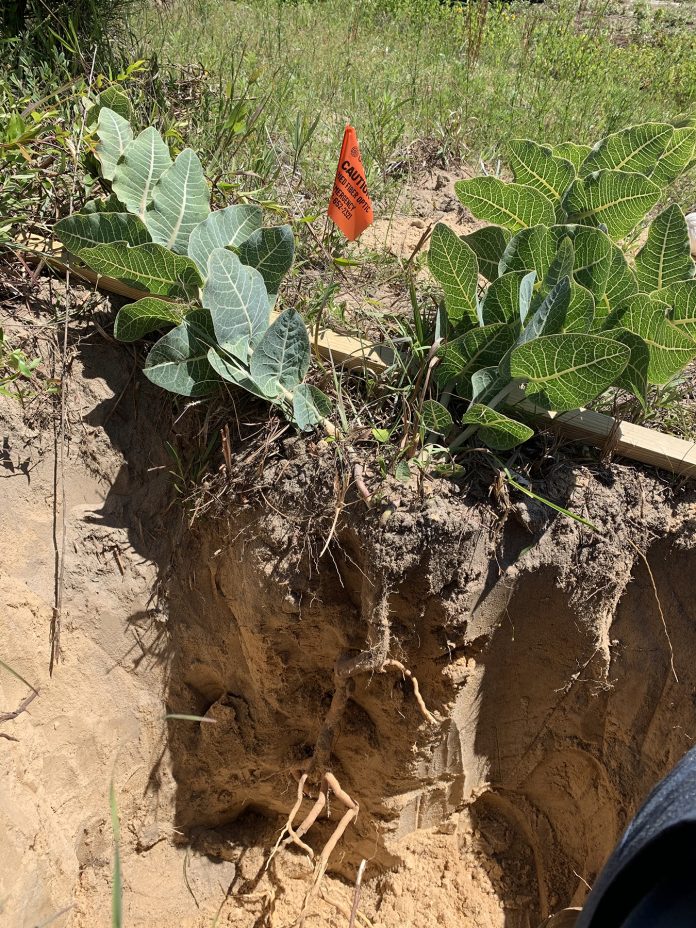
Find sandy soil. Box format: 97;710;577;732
3;281;696;928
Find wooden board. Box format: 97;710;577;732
508;389;696;479
20;236;696;480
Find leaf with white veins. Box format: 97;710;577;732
510;333;629;410
188;204;263;277
202;248;269;362
237;225;295;304
455;177;555;232
428;222;479;325
635;204;695;292
54;212;150;258
145;149;210;254
79;241;202;298
113;127;173;219
249;309;310;399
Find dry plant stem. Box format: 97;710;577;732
0;689;38;725
51;46;97;674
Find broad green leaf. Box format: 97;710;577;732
634;204;694;291
114;297;187;342
237;225;295;303
564;226;612;299
510;333;629;410
421;399;453;435
144;310;220;397
562;170;661;239
470;366;505;404
525;276;595;341
292;384;332;430
461;226;511;281
202;248;268;362
96;107;133;182
608;293;696;384
249;309;310;399
112;127;173;220
79;194;123;214
97;86;132;122
188;204;263;277
596;243;638;324
428;222;479;325
658;280;696;338
580;123;673;176
507;139;575;200
454;177;555;232
436;322;519;387
207;349;273;400
80;241;202;298
553;142;591;172
54;211;150;258
519;277;570;345
394;460;412;481
650;127;696;187
499;224;555;280
565;281;595;333
461;403;534;451
145;149;210;254
601;326;649;404
480;271;526;325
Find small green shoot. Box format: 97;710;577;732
109;778;122;928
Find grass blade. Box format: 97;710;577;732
109;779;122;928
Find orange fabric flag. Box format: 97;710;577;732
327;125;374;241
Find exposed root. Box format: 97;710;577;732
381;659;438;724
270;572;435;926
628;538;678;683
265;770;360;928
293;773;359;928
267;773;314;870
352;462;372;508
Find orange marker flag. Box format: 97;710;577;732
327;125;374;241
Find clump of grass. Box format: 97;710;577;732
1;0;138;69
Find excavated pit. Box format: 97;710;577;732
3;297;696;927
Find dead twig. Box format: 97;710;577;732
0;689;38;725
